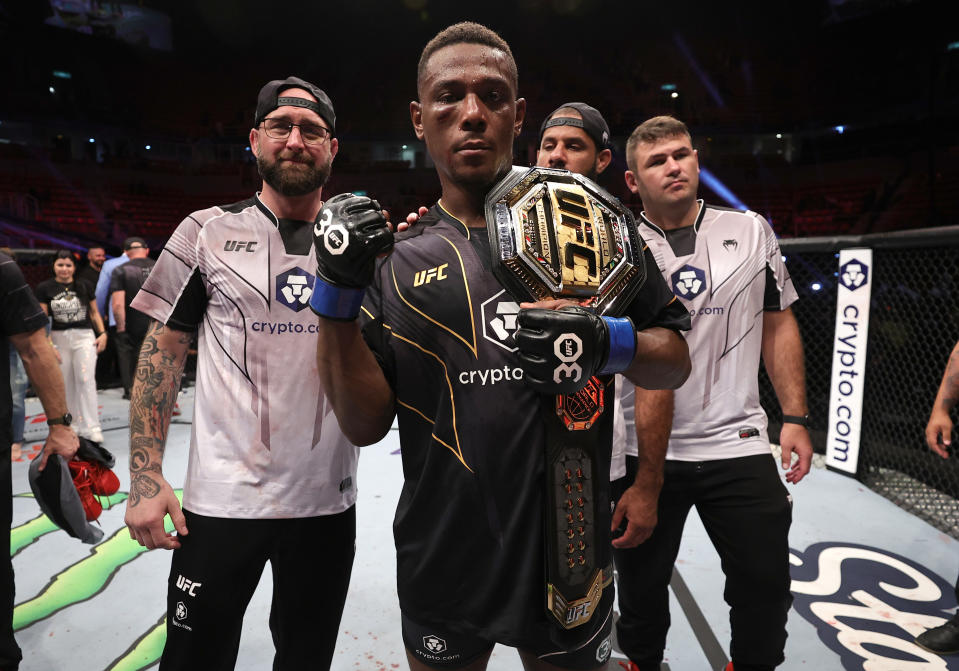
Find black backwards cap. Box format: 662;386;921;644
539;102;610;150
123;236;147;250
255;76;336;134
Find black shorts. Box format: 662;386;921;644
401;594;614;670
160;507;355;671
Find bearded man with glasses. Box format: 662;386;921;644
256;111;335;197
123;76;369;671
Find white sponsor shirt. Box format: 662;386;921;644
610;375;635;480
132;195;358;518
638;201;797;461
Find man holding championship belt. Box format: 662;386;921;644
313;23;690;671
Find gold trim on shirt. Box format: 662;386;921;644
389;331;472;472
390;251;478;358
397;399;434;425
437;201;471;240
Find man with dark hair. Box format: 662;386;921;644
109;241;154;398
95;238;144;325
123;77;358;671
416;21;518;94
312;23;691;671
1;251;79;671
537;103;612;182
77;246;105;290
95;238;145;396
613;115;813;671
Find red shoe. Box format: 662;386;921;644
723;664;734;671
86;461;120;496
68;461;103;521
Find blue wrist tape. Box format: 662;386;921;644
599;316;636;374
309;276;366;320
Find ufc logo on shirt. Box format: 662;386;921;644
224;240;257;252
413;263;449;287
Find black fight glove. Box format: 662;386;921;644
514;306;637;394
309;193;394;320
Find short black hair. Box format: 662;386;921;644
417;22;517;97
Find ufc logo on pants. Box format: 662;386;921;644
176;574;202;597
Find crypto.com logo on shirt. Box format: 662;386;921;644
671;265;706;299
275;267;315;313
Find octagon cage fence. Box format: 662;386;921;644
759;225;959;537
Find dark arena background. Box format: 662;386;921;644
3;1;959;669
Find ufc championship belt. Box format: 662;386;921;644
485;167;646;639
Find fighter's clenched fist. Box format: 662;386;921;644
310;193;394;320
514;305;637;395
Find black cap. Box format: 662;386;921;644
540;102;610;150
123;236;147;250
254;76;336;134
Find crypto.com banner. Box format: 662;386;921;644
826;248;873;475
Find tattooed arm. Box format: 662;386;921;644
123;320;192;550
927;340;959;458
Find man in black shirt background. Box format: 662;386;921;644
1;251;79;671
77;246;105;291
109;242;154;399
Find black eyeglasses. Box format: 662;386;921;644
261;118;333;145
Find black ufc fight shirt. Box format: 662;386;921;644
360;204;688;645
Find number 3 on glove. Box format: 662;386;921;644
514;306;637;396
315;209;350;257
309;193;394;321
